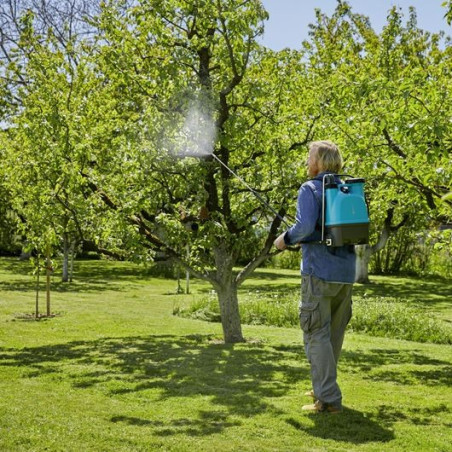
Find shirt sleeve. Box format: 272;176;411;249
284;183;320;245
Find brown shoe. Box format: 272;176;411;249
304;389;315;399
302;400;342;414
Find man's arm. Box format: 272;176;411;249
274;184;319;250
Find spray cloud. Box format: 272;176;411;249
171;96;217;158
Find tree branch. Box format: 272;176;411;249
380;159;448;210
382;128;407;158
371;206;409;254
289;114;320;150
236;205;287;286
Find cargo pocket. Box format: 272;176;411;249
299;301;321;334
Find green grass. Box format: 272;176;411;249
1;258;451;451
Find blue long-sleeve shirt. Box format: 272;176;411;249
284;173;356;283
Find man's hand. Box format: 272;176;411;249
273;232;287;250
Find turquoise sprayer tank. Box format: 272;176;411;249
323;175;370;246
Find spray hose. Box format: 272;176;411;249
211;153;292;228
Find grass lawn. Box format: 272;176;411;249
0;257;451;452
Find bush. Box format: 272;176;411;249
240;291;299;328
271;250;301;270
350;295;452;344
370;228;452;279
173;292;221;322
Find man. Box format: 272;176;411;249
274;140;355;414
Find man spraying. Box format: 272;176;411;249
274;140;356;414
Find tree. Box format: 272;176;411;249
0;181;21;255
443;0;452;25
64;0;324;343
0;3;99;282
303;2;452;282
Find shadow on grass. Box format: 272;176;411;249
244;269;301;281
0;334;304;436
286;406;394;443
375;403;451;426
1;336;450;441
112;411;242;436
276;343;451;442
340;349;452;387
0;258;146;279
0;279;129;294
0;258;302;296
0;258;164;294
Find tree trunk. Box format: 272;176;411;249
355;244;372;283
217;283;244;343
62;232;69;282
35;257;40;319
354;208;409;284
185;244;190;295
213;244;244;343
20;250;31;261
69;240;75;282
46;245;51;316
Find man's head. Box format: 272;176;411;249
307;140;343;177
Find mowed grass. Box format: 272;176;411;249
0;257;451;452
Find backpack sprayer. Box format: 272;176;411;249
319;174;370;246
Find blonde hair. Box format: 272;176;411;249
309;140;343;173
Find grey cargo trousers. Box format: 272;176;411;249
299;274;353;409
